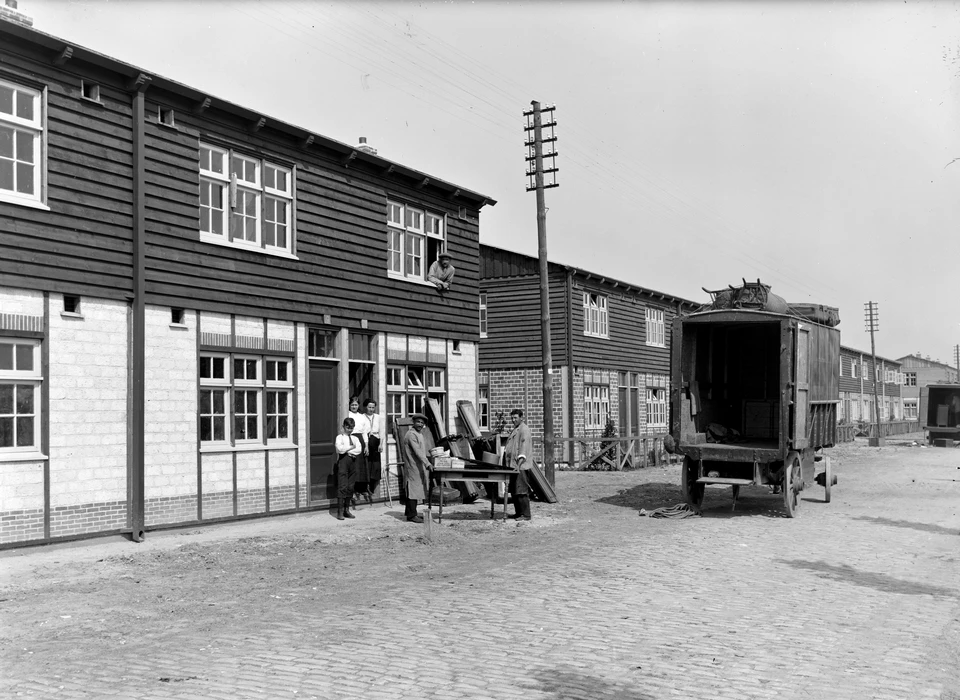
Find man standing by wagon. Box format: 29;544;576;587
400;413;431;523
503;408;533;521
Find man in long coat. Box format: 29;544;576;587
503;408;533;520
400;414;430;523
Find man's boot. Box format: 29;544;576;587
336;498;344;521
518;495;531;521
343;497;355;519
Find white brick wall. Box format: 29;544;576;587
144;305;197;503
296;323;308;501
200;453;233;496
234;315;264;339
0;460;44;512
268;319;295;341
48;297;128;507
447;340;477;436
0;287;43;315
200;312;231;336
236;450;265;515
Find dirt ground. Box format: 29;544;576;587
1;433;958;699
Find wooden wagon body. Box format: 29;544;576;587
670;307;840;516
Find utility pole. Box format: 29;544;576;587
523;101;559;485
864;301;883;446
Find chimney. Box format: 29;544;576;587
356;136;377;156
0;0;34;26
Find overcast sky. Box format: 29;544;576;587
25;0;960;365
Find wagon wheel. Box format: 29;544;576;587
682;456;705;510
823;456;832;503
783;452;801;518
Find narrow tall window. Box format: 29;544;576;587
479;292;488;337
646;387;667;427
645;308;665;347
0;78;43;205
0;340;41;452
583;293;608;338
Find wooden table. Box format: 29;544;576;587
428;467;515;523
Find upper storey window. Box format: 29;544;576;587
387;200;445;283
583;292;608;338
199;143;294;256
0;79;43;207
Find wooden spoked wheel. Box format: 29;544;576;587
682;456;705;510
823;456;832;503
783;453;801;518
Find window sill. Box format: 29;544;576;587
645;343;666;349
584;333;610;340
387;272;437;288
0;451;48;462
200;233;299;260
169;323;189;330
200;442;298;454
0;194;50;211
60;312;84;320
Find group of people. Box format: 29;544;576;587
334;399;535;523
333;397;383;521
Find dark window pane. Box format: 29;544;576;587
0;86;12;115
277;362;287;382
16;162;33;194
0;385;12;413
16;416;34;446
200;183;210;206
199;356;211;378
200;416;211;442
266;362;276;382
234;415;245;440
246;360;257;379
264;222;275;247
266;392;276;413
0;125;12;158
15;91;33;121
213;416;225;441
235;391;244;412
200;391;211;415
213;390;224;414
213;357;224;379
0;416;12;446
234;358;244;380
246;417;258;440
0;344;12;370
278;392;288;412
278;416;288;439
22;348;42;387
16;385;33;414
266;416;277;440
15;130;33;162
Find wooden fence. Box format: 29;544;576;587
836;420;921;442
533;434;677;471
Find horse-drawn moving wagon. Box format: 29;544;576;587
670;281;839;516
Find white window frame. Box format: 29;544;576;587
478;385;490;431
0;78;45;208
851;361;859;379
583;293;609;339
646;387;667;428
199;353;230;446
387;200;446;284
905;372;916;387
584;384;609;430
199;142;294;256
265;357;293;444
0;339;42;454
479;292;488;338
645;308;666;348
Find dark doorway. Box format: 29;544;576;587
309;361;339;503
349;362;373;403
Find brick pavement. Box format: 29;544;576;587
1;436;958;699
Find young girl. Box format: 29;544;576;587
362;398;384;502
334;417;362;520
347;396;371;506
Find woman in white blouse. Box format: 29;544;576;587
361;397;385;502
347;397;371;506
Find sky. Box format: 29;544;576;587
22;0;960;365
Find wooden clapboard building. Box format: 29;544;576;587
478;244;697;466
837;346;904;423
0;19;494;547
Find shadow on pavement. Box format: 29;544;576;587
776;559;957;598
851;516;960;537
536;669;656;700
596;482;679;511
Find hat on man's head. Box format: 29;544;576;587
438;251;452;260
409;413;428;421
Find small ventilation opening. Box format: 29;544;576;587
159;107;175;126
171;308;185;324
81;81;100;101
63;295;81;314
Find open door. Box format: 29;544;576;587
792;324;810;449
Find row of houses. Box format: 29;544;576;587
0;13;927;548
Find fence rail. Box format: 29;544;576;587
836;420;921;442
534;434;676;471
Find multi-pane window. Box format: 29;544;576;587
0;79;43;205
479;292;488;338
583;293;608;338
851;361;860;379
905;372;917;387
646;387;667;427
584;384;609;430
904;400;918;420
199;143;294;254
0;340;41;452
645;308;666;347
478;371;490;431
387;200;445;282
386;364;446;431
199;353;294;446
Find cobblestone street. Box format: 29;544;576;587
2;436;958;700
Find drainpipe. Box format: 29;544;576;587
127;74;150;542
565;268;575;467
